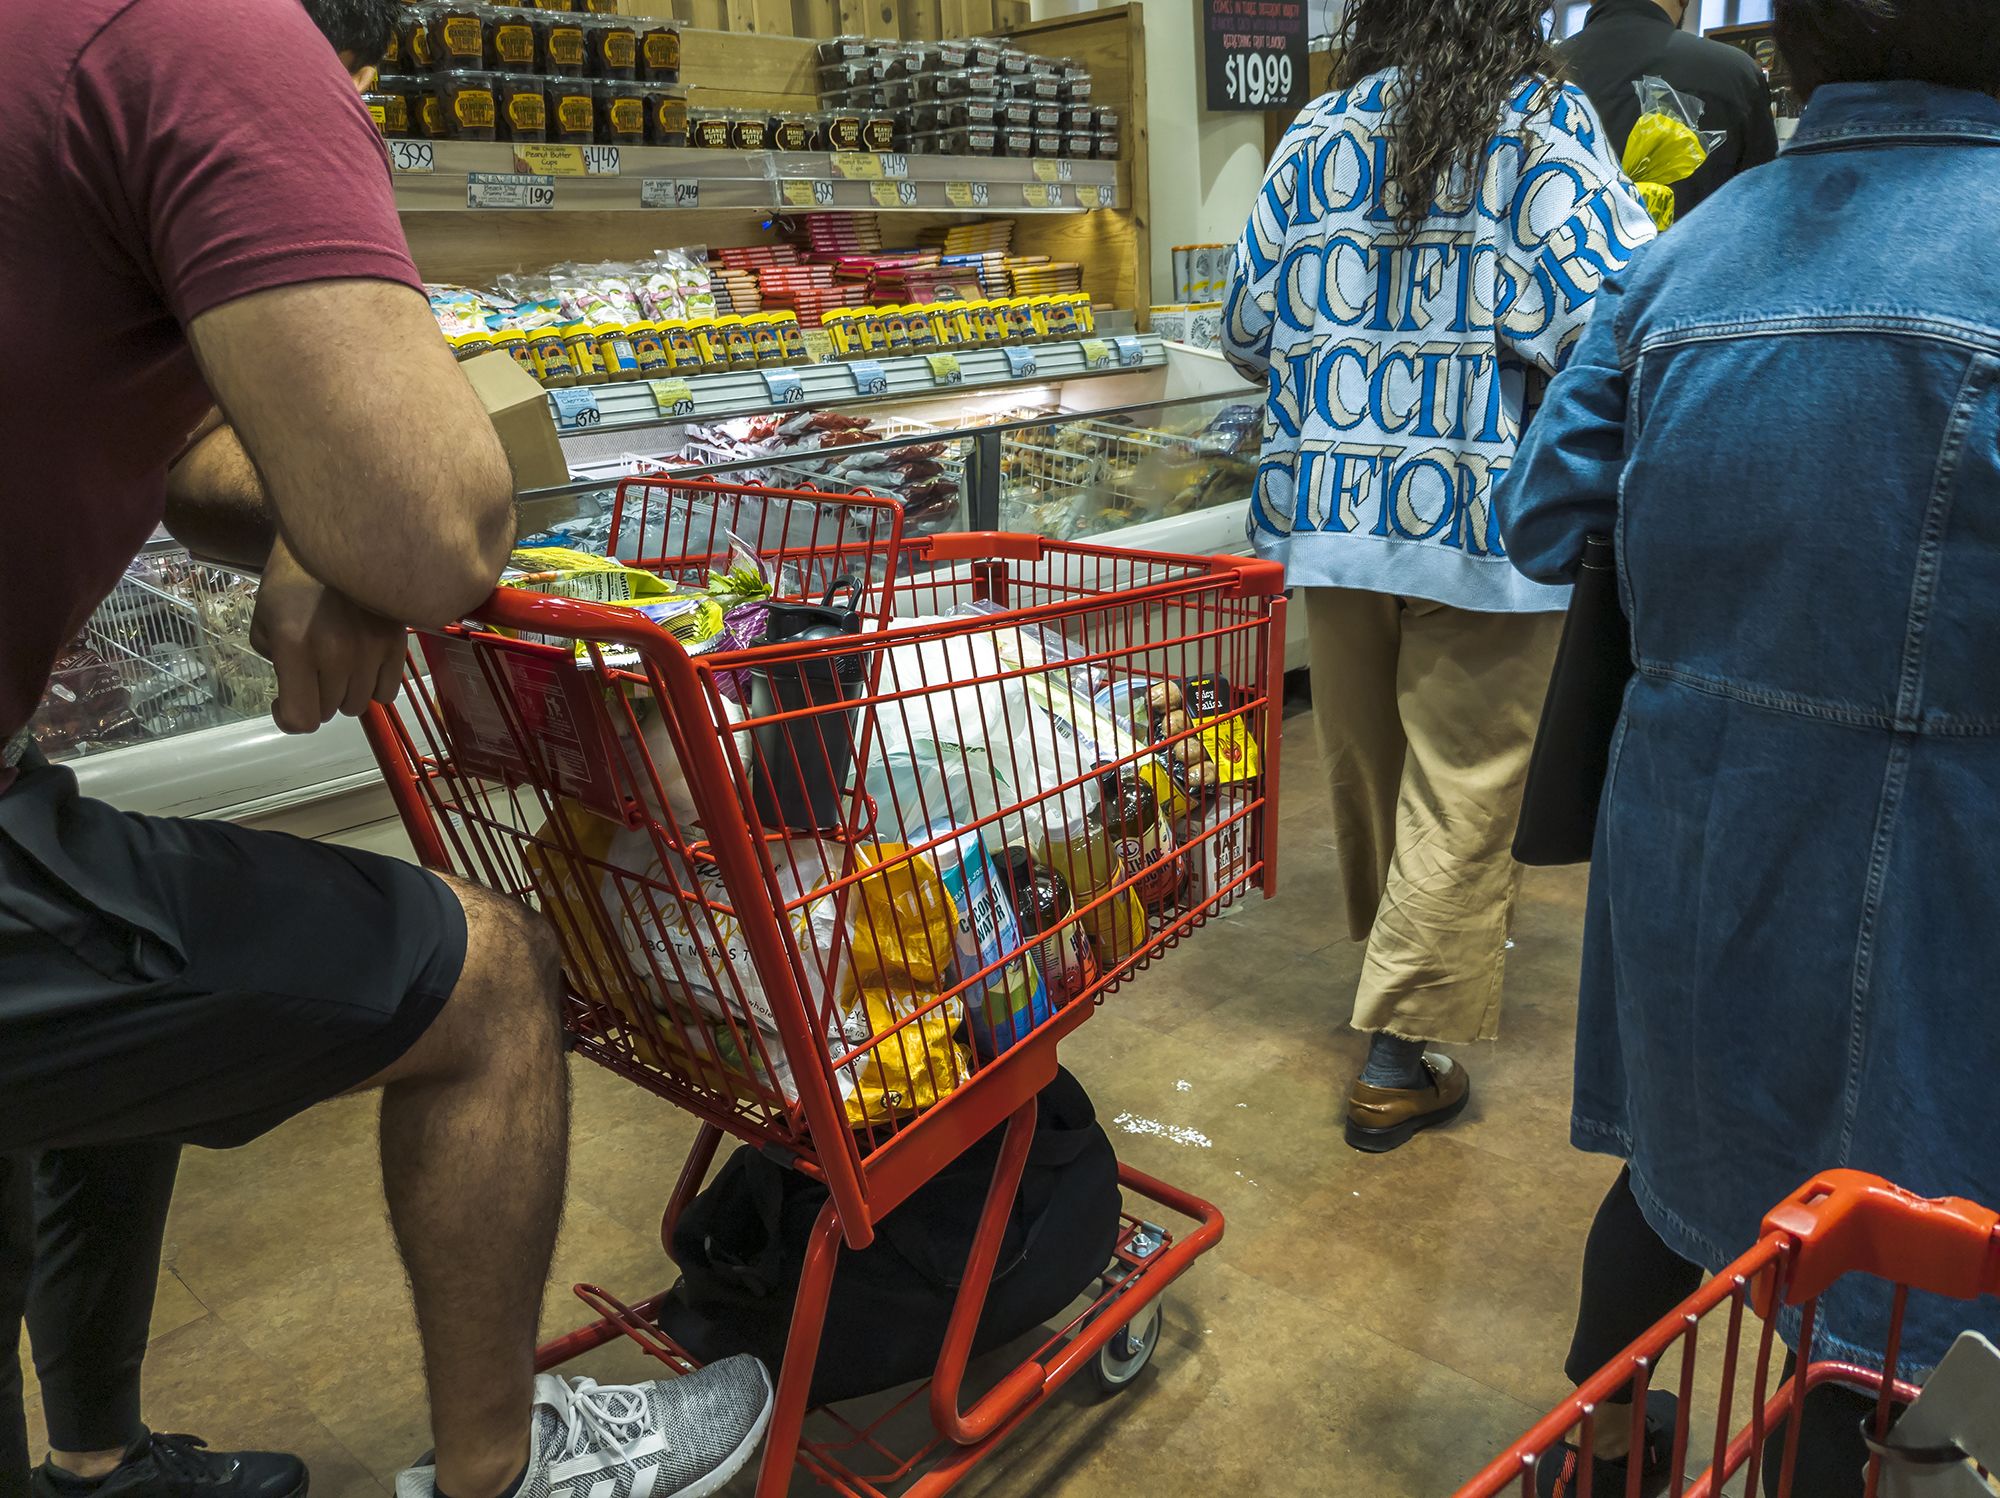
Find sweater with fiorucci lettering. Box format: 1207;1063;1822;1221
1223;69;1655;612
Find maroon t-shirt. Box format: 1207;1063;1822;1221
0;0;424;785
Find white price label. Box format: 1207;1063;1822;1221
1057;159;1074;181
467;172;555;210
782;179;837;207
850;360;889;397
1002;346;1039;380
1221;50;1296;108
549;386;602;430
389;140;435;174
971;180;990;208
880;153;910;179
762;369;806;405
1113;335;1146;368
640;178;699;209
580;145;620;176
1096;183;1115;208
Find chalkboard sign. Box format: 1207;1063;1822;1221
1203;0;1307;113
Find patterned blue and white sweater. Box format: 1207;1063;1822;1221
1223;70;1656;612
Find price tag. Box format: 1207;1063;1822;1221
648;378;697;418
879;153;910;179
1113;334;1146;368
869;180;919;208
945;181;988;208
1002;345;1039;380
1078;338;1112;371
830;152;883;180
781;178;836;207
849;359;889;396
513;144;617;177
1021;182;1063;208
801;329;838;364
924;352;962;387
1032;159;1061;183
762;368;806;406
389;140;435;173
1095;183;1116;208
467;172;555;210
549;386;602;430
640;178;699;209
1219;49;1299;110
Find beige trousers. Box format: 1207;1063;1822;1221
1305;587;1563;1045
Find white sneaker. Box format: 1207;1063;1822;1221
396;1357;774;1498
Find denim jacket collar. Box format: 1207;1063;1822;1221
1787;80;2000;154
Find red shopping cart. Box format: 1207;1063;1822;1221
363;477;1286;1497
1457;1171;2000;1498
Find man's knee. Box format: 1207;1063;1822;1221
368;882;564;1090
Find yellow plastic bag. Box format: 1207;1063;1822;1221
834;842;972;1129
1621;76;1726;233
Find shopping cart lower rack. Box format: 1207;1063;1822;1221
365;477;1287;1496
1458;1171;2000;1498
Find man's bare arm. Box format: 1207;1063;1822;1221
163;410;275;568
187;278;517;627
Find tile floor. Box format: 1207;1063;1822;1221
16;705;1643;1497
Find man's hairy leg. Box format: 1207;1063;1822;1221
363;881;569;1498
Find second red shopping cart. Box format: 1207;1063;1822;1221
365;476;1287;1496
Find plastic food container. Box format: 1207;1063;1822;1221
1032;104;1064;130
998;127;1033;158
400;5;439;69
1022;74;1063;102
544;77;597;143
997;99;1034;129
995;49;1033;76
644;84;688;146
815;36;871;66
964;41;1006;70
430;6;486;69
498;72;547;139
861;112;896;150
728;111;769;150
435;69;500;140
531;11;587;74
584;15;638;78
817;59;873;94
688;108;732;149
823;107;865;152
931;125;997;155
1033;130;1062;158
768;112;814;152
594;80;646;144
1062;130;1093;158
483;7;538;71
1095;130;1120;159
1093;105;1121;132
1062;70;1093;103
639;23;680;81
361;90;403;138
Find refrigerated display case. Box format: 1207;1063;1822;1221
52;350;1285;826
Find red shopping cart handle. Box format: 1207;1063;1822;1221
1760;1169;2000;1313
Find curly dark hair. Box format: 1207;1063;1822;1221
1333;0;1566;238
296;0;403;63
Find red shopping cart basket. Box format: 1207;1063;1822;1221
363;477;1286;1497
1457;1171;2000;1498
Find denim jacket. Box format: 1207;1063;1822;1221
1498;81;2000;1375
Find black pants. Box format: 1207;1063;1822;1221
1;1144;181;1498
1568;1169;1883;1497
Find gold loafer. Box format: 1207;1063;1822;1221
1344;1053;1471;1154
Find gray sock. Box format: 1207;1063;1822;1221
1359;1031;1429;1090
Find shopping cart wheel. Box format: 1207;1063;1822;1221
1093;1294;1164;1394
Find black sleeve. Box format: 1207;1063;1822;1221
1736;58;1780;171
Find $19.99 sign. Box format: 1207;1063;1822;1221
1203;0;1305;112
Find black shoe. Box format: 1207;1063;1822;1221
1535;1391;1677;1498
31;1433;307;1498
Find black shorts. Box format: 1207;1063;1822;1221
0;748;466;1154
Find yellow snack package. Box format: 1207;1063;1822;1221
501;547;725;660
1621;76;1726;233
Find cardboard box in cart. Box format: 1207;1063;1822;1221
461;350;569;492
